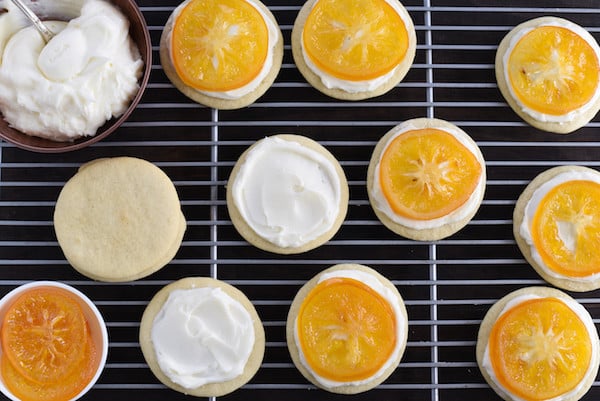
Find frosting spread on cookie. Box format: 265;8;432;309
294;269;407;388
371;122;485;229
151;287;255;388
520;169;600;282
481;294;598;401
501;19;600;123
231;136;342;248
166;0;278;100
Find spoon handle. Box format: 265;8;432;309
9;0;54;43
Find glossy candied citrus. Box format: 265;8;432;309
378;128;482;220
171;0;269;91
507;25;600;115
2;338;99;401
296;277;397;382
302;0;409;81
531;180;600;277
489;297;592;401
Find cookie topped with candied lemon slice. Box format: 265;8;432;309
286;264;408;394
496;17;600;133
367;118;486;241
291;0;416;100
160;0;283;109
476;286;600;401
514;165;600;292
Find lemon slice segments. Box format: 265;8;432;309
531;180;600;278
171;0;269;92
506;25;600;116
296;277;397;382
302;0;409;81
378;128;482;221
488;297;592;401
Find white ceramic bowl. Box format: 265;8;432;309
0;281;109;401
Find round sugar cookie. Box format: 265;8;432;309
54;157;186;282
495;17;600;134
139;277;265;397
476;286;600;401
291;0;416;101
226;134;348;254
160;0;283;109
286;264;408;394
513;165;600;292
367;118;486;241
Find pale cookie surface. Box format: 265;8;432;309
139;277;265;397
226;134;348;254
495;17;600;134
54;157;185;282
476;286;600;401
160;0;283;109
367;118;486;241
291;0;416;101
286;263;408;394
513;165;600;292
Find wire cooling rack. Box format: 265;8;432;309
2;0;600;400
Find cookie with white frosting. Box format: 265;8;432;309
139;277;265;397
226;134;349;254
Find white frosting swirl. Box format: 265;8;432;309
371;122;485;229
151;287;255;389
502;19;600;123
0;0;143;141
232;136;342;248
294;269;407;388
482;294;598;401
520;170;600;282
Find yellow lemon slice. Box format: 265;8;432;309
296;277;397;382
302;0;409;81
507;25;600;116
531;180;600;278
378;128;482;220
489;297;592;401
171;0;269;91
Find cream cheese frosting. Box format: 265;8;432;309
0;0;143;141
231;136;342;248
293;269;407;388
371;122;485;230
166;0;278;100
481;294;598;401
150;287;255;389
300;0;412;93
520;170;600;283
501;19;600;124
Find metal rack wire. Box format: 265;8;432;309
2;1;600;400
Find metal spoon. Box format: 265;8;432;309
9;0;55;43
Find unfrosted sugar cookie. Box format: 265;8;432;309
514;165;600;292
496;17;600;133
367;118;486;241
476;286;599;401
160;0;283;109
54;157;186;282
286;264;408;394
226;134;348;254
291;0;416;100
139;277;265;397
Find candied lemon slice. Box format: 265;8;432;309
531;180;600;277
302;0;409;81
296;277;396;382
171;0;269;91
507;25;600;115
378;128;482;220
489;297;592;400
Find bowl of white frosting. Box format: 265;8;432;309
0;0;151;152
